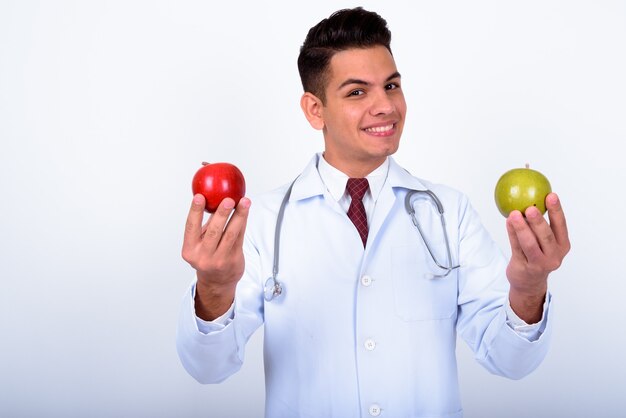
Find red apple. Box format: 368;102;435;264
192;162;246;213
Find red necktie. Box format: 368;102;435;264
346;178;369;247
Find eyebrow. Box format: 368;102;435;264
337;71;402;90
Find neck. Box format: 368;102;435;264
322;153;386;178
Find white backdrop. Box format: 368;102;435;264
1;1;624;417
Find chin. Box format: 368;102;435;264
381;143;400;157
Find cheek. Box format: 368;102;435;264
395;96;407;116
331;109;360;134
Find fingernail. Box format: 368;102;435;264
223;199;235;209
547;194;558;205
509;211;523;222
526;208;539;219
193;195;203;205
240;198;251;209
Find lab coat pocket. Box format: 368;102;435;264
391;244;457;321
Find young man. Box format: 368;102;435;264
178;7;570;417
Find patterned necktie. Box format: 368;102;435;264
346;178;369;247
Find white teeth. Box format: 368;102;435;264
365;124;393;133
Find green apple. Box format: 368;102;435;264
494;164;552;217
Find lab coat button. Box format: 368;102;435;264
364;339;376;351
369;404;382;416
361;275;373;286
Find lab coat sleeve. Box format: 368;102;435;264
175;234;265;384
505;294;550;342
455;195;553;380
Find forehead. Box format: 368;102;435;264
327;46;398;86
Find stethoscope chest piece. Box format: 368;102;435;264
264;276;283;302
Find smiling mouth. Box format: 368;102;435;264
364;124;394;133
363;123;396;136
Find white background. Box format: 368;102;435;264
1;1;624;417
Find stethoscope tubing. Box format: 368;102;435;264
264;183;460;301
264;178;297;301
404;190;460;276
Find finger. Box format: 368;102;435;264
202;197;237;251
546;193;571;250
183;194;206;248
508;210;544;263
524;205;557;256
506;211;527;263
216;197;252;255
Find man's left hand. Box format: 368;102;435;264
506;192;571;323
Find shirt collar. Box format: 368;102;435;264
317;153;389;203
288;153;429;202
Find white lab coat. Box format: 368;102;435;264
177;154;552;418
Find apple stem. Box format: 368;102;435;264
525;163;529;169
202;162;210;166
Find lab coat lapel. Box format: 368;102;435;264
365;158;428;253
364;185;394;256
288;154;326;202
289;154;355;218
288;155;431;252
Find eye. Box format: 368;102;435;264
385;82;400;90
348;89;365;97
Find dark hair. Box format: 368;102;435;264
297;7;392;103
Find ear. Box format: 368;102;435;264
300;92;325;130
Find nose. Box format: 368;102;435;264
369;89;395;116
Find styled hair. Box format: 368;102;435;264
297;7;392;103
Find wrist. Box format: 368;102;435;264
508;287;547;324
196;272;238;294
194;275;237;321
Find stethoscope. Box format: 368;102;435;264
264;181;461;302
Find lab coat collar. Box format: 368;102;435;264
386;157;429;192
288;154;326;202
289;153;429;203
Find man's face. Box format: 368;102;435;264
319;45;406;177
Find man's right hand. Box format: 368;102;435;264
182;194;251;321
